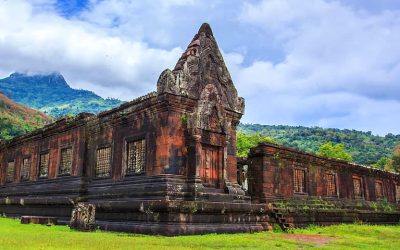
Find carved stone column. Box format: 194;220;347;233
185;130;204;199
193;133;202;178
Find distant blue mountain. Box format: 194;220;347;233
0;72;123;117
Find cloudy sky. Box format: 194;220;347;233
0;0;399;135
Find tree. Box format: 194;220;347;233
317;142;353;162
372;157;394;171
236;132;277;157
392;144;400;172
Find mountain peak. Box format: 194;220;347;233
10;71;63;77
48;72;67;85
9;72;25;78
0;72;123;117
7;71;69;87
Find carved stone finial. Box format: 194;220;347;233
198;23;214;37
157;69;179;95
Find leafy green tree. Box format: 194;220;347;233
372;157;394;171
236;132;276;157
392;144;400;172
317;142;353;162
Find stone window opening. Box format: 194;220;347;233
293;168;306;194
95;146;112;178
325;172;337;197
59;147;73;176
126;139;146;175
38;152;50;178
21;157;31;181
375;180;384;200
352;176;364;199
6;161;15;183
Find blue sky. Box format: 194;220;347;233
55;0;89;17
0;0;399;135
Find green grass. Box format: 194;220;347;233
0;218;399;249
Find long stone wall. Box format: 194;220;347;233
248;143;400;203
247;143;400;227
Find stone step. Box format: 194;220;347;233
202;187;225;194
202;193;251;203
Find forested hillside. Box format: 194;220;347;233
238;124;400;166
0;92;53;140
0;72;122;117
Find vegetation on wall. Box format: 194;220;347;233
0;72;122;117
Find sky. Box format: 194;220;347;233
0;0;399;135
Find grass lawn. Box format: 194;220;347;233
0;218;399;249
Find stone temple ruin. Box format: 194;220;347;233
0;24;399;235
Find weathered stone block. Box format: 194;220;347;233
70;203;96;232
21;216;57;225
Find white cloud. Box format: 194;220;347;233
0;0;182;100
235;0;400;134
0;0;399;135
79;0;201;47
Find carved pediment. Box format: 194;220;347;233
208;107;220;131
156;23;244;114
191;84;225;133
